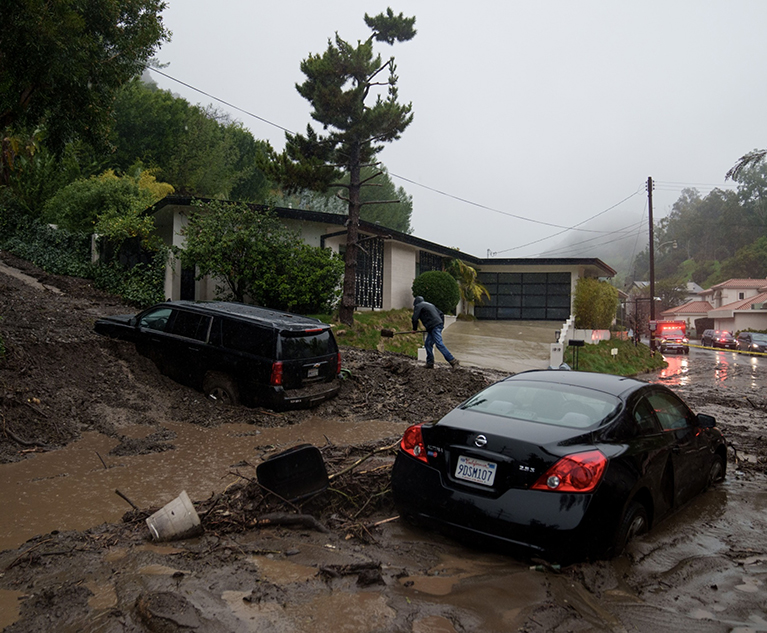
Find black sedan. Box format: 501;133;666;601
391;370;726;562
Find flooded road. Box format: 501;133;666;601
648;345;767;390
0;417;406;553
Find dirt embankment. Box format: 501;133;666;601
1;252;766;633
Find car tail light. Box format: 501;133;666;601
400;424;428;463
336;352;342;375
270;361;283;386
531;450;607;493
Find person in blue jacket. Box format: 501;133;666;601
412;296;460;369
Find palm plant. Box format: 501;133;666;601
447;259;491;315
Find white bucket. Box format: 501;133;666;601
145;490;203;541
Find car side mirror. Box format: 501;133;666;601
697;413;716;429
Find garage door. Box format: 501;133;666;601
475;272;571;320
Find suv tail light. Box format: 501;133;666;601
336;352;342;375
531;450;607;493
400;424;428;463
270;361;283;386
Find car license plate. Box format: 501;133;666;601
308;367;319;378
455;455;497;486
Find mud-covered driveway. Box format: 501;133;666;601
0;253;766;632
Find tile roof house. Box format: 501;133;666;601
661;278;767;334
149;196;616;321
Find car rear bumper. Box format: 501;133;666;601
391;452;615;561
660;344;688;353
268;379;341;411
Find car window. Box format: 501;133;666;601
169;310;211;342
138;307;173;331
220;319;274;357
278;330;337;360
633;398;659;435
459;381;620;428
751;333;767;343
646;391;693;431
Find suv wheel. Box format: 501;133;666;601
203;372;239;406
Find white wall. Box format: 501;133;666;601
384;241;417;310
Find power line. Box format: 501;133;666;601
147;66;638;237
148;67;295;135
540;219;647;257
491;188;644;255
389;172;612;233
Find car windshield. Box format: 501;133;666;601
749;333;767;343
460;380;621;428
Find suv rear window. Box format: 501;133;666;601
279;330;337;360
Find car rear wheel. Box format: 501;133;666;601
613;501;648;556
203;372;239;406
706;455;725;488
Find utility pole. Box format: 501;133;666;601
647;176;656;351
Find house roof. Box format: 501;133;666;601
660;300;713;318
701;278;767;293
150;195;617;277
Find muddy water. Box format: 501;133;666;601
652;347;767;389
0;417;405;552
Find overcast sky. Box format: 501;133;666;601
151;1;767;261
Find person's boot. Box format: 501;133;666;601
424;362;435;369
449;358;460;368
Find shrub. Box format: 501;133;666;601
412;270;460;315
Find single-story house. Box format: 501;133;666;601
148;196;616;320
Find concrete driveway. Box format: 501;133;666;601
441;320;561;374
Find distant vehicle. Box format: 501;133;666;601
656;320;689;354
737;331;767;354
391;369;726;562
701;329;737;350
95;301;341;410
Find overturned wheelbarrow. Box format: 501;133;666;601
256;444;329;501
380;328;425;338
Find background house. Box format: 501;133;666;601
150;196;615;320
660;278;767;335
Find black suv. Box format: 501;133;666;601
737;331;767;353
95;301;341;410
701;329;737;350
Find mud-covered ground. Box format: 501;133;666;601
0;252;766;633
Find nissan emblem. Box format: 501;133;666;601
474;434;488;448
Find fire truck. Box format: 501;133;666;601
654;320;689;354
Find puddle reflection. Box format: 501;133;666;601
656;355;690;386
654;350;766;390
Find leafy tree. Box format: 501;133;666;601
339;165;413;233
268;9;416;325
0;0;169;156
110;79;270;199
412;271;460;315
0;130;86;214
720;236;767;279
180;200;343;313
446;259;490;314
573;278;619;329
654;277;687;312
42;169;170;234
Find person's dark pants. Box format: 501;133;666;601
424;326;455;364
